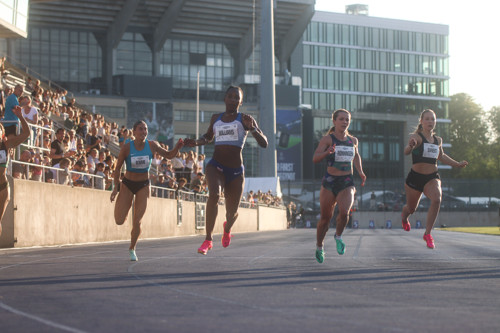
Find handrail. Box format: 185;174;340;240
9;159;105;189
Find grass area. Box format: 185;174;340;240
440;227;500;236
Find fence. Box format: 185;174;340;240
10;160;105;189
281;178;500;213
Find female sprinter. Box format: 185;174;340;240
110;121;184;261
184;85;268;255
313;109;366;263
402;109;468;249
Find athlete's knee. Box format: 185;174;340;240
208;191;221;203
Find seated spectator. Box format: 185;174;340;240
154;173;171;198
12;150;33;179
54;158;71;185
94;162;105;189
190;172;204;190
71;159;88;187
86;126;102;153
86;148;98;174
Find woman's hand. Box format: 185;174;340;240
110;188;118;202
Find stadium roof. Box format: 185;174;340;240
28;0;315;61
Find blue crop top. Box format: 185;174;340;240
213;113;247;149
125;140;153;173
412;133;439;165
325;134;355;172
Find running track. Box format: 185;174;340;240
1;229;499;332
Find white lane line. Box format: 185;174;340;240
0;301;88;333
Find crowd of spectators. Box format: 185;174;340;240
0;57;283;208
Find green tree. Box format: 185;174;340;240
487;106;500;177
448;93;491;178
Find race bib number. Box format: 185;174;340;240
335;146;355;162
215;123;238;142
0;150;6;164
131;155;149;169
422;143;439;159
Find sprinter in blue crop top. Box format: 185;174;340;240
111;120;184;261
184;85;268;255
402;109;468;249
312;108;366;264
0;106;31;238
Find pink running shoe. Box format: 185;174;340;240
423;234;435;249
401;214;411;232
221;221;232;248
198;240;213;255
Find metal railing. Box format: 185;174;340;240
9;159;105;189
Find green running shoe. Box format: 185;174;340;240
315;248;325;263
335;237;346;255
129;249;138;261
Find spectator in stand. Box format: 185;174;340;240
94;162;105;189
196;153;205;173
247;190;255;207
3;84;24;138
55;158;72;185
76;112;89;138
0;106;30;237
12;149;33;179
154;173;170;198
41;156;54;183
20;96;39;126
71;159;88;187
190;172;204;190
49;128;76;166
171;151;185;179
86;126;102;153
87;148;98;174
31;151;43;181
184;150;195;183
67;129;77;152
64;108;76;131
25;77;34;92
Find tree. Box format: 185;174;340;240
448;93;491;178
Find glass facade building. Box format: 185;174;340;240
293;11;450;180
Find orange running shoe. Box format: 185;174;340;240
197;240;213;255
221;221;232;248
423;234;435;249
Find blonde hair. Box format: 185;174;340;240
413;109;436;134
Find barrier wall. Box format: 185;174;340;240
0;178;287;248
351;211;500;229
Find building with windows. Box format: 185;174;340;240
0;0;314;178
0;2;451;181
291;9;450;180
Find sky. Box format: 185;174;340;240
314;0;499;110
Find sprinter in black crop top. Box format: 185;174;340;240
401;109;468;249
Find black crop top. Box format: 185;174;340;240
412;133;439;165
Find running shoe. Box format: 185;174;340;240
315;248;325;263
197;240;213;255
401;214;411;232
423;234;435;249
129;249;138;261
221;221;232;248
335;237;346;255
